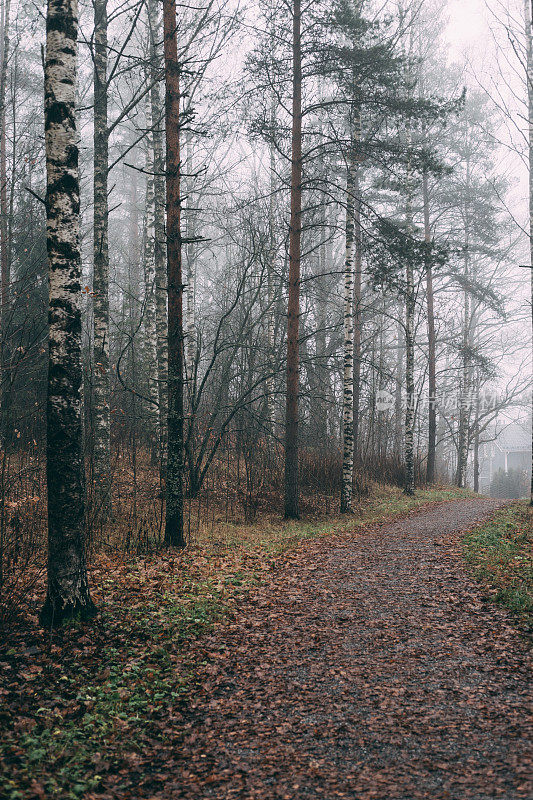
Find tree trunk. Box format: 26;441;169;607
422;169;436;484
404;140;415;496
163;0;185;547
148;0;168;471
143;93;160;462
524;0;533;506
340;145;355;513
473;386;480;494
267;96;277;433
92;0;111;521
314;203;328;446
456;297;470;488
0;0;10;445
40;0;96;627
184;132;196;388
456;209;470;488
353;162;362;460
284;0;301;520
394;315;403;458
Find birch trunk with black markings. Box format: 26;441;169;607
40;0;95;627
404;129;415;497
340;143;356;513
92;0;111;521
143;93;160;462
149;0;168;469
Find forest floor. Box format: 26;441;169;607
1;490;531;799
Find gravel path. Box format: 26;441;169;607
176;499;532;799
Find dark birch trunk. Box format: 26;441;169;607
163;0;185;547
92;0;111;520
314;206;328;446
40;0;96;627
267;96;276;433
284;0;301;520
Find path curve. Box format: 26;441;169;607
176;499;531;799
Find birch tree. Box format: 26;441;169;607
148;0;168;465
40;0;95;627
340;140;356;513
92;0;111;520
403;124;415;496
143;93;160;461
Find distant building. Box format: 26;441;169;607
478;421;531;496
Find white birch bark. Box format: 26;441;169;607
92;0;111;519
40;0;95;626
143;92;160;460
404;123;415;496
148;0;168;465
340;143;356;512
184;132;196;387
456;156;471;488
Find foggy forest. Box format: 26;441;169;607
0;0;532;797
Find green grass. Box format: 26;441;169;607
463;502;532;630
199;483;475;556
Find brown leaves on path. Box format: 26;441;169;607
172;498;531;800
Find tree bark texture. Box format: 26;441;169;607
0;0;10;440
404;132;415;496
267;97;276;433
92;0;111;520
163;0;185;547
40;0;95;627
143;92;160;460
284;0;302;520
352;156;362;460
184;132;196;388
524;0;533;505
148;0;168;468
340;146;356;513
456;174;471;489
422;169;437;484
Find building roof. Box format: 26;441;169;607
495;423;531;454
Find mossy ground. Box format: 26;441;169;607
463;502;532;633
